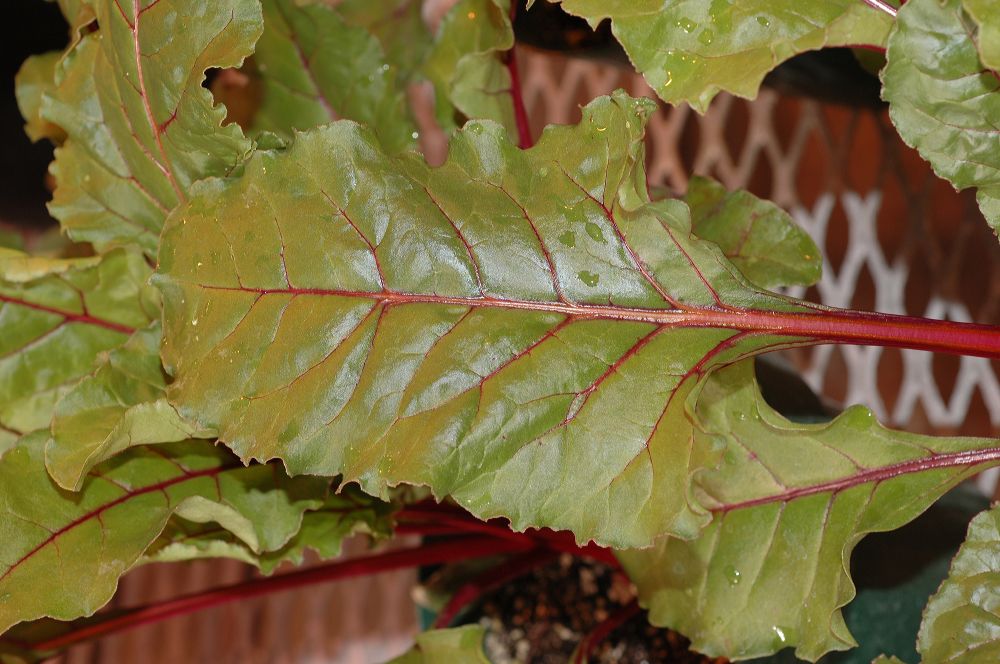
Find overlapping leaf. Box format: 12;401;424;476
37;0;262;256
684;176;821;290
542;0;894;112
389;625;492;664
0;249;156;440
423;0;516;133
0;433;327;633
883;0;1000;238
252;0;417;152
618;362;1000;662
965;0;1000;71
917;504;1000;663
336;0;433;82
14;53;64;144
45;323;211;491
155;91;838;548
145;484;395;573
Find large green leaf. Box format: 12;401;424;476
388;625;492;664
37;0;262;256
154;91;851;549
423;0;516;133
0;249;156;440
883;0;1000;238
45;323;211;491
618;362;1000;662
543;0;894;113
683;176;821;290
145;484;395;573
964;0;1000;71
917;504;1000;663
252;0;417;152
0;434;327;634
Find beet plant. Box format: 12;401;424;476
2;0;1000;661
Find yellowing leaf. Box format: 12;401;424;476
388;625;492;664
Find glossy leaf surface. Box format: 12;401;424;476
544;0;893;112
619;362;1000;661
883;0;1000;237
0;249;156;440
917;504;1000;663
46;324;211;491
0;435;327;633
684;176;821;290
336;0;432;82
38;0;262;256
156;91;829;548
253;0;417;152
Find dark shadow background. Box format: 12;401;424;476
2;1;68;230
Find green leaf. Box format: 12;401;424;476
964;0;1000;71
336;0;433;82
684;176;821;290
145;484;395;573
46;323;212;491
14;53;64;144
39;0;263;256
155;91;838;549
618;362;1000;662
545;0;894;113
423;0;516;133
0;249;157;439
0;434;327;633
883;0;1000;238
252;0;418;152
917;504;1000;663
387;625;492;664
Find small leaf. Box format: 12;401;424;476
618;362;1000;661
46;323;213;491
546;0;894;112
917;504;1000;663
883;0;1000;237
155;91;845;548
252;0;418;152
144;484;395;573
423;0;516;133
387;625;492;664
14;53;64;144
0;249;156;439
0;434;327;633
684;176;821;289
964;0;1000;71
40;0;263;256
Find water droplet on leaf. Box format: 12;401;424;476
559;231;576;247
756;15;770;27
676;17;696;33
577;271;600;287
698;29;714;46
725;565;741;585
585;222;605;243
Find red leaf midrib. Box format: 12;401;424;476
191;284;1000;359
0;294;136;335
